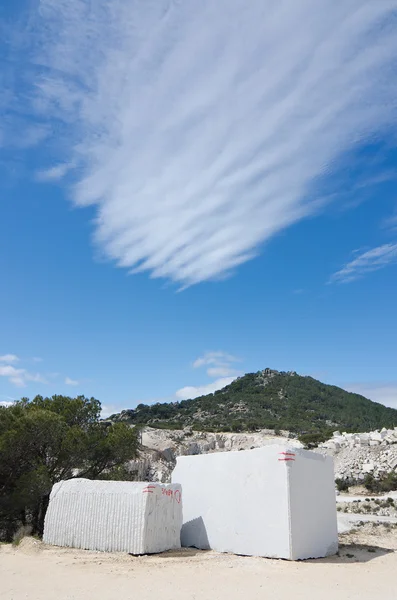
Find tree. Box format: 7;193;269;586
0;395;139;541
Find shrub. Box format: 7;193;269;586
12;525;32;546
298;432;330;448
335;478;350;493
364;472;397;494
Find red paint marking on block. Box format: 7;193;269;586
279;452;295;456
278;458;295;461
142;490;154;493
174;490;181;504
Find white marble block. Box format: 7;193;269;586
172;445;337;560
43;479;182;554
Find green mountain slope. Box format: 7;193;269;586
110;369;397;435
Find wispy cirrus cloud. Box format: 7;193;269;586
329;243;397;284
65;376;79;386
7;1;397;285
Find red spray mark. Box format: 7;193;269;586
278;452;295;462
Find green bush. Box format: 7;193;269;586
335;478;350;493
364;472;397;494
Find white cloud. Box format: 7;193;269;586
176;350;241;399
193;350;241;377
193;351;239;369
65;377;79;386
100;404;127;419
36;163;72;182
175;376;236;401
0;399;15;408
330;243;397;283
344;383;397;410
0;364;47;387
0;354;19;363
0;402;13;408
22;0;397;286
207;366;236;378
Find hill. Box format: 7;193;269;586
110;369;397;436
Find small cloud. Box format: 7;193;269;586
207;366;237;378
36;163;71;182
175;376;236;401
193;350;241;378
0;354;19;363
100;404;126;419
0;401;14;408
179;351;242;399
193;351;240;369
0;364;47;387
329;243;397;284
65;377;79;386
32;357;43;363
0;395;17;408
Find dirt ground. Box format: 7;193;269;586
1;525;396;600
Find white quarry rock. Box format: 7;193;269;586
172;445;338;560
316;426;397;481
362;462;375;473
136;427;302;482
133;426;397;485
43;479;182;554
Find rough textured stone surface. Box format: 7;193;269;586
129;427;303;482
315;428;397;480
43;479;182;554
129;426;397;484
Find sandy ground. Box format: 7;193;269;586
1;526;396;600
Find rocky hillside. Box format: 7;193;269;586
127;425;397;485
127;426;303;482
111;369;397;434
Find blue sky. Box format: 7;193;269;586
1;0;397;416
